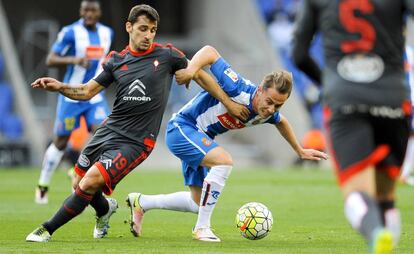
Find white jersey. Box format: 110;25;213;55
171;58;281;138
52;19;113;103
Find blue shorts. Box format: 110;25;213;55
54;95;109;136
165;120;219;187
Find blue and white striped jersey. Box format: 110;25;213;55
52;19;113;103
171;57;281;138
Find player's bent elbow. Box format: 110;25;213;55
202;45;220;63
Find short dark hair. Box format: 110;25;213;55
261;70;293;97
127;4;160;24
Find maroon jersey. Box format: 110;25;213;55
94;43;187;142
292;0;414;111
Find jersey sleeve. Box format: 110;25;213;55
291;0;321;85
210;57;250;96
93;51;115;88
168;45;188;73
51;26;74;56
266;112;281;124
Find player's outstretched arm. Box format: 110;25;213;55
275;115;328;161
175;45;221;85
194;69;249;121
46;52;89;68
31;78;105;101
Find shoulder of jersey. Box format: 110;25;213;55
103;43;184;63
154;43;185;56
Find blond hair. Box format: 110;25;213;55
261;70;293;97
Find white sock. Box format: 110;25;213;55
38;143;65;186
139;191;199;213
195;165;232;230
401;137;414;178
385;208;401;247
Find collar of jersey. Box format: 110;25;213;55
127;43;159;57
78;18;98;31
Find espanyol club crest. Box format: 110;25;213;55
201;137;212;147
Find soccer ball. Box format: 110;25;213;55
235;202;273;240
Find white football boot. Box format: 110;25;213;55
126;192;145;237
192;227;221;242
26;226;51;242
93;198;118;238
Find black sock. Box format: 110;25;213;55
378;200;395;225
345;191;383;242
90;191;109;217
43;187;93;234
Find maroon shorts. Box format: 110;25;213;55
323;103;410;186
74;126;155;195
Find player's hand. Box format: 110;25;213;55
225;100;250;121
298;149;328;161
175;68;195;86
31;77;63;92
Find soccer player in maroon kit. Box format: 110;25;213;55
292;1;414;253
26;4;248;242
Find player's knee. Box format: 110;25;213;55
210;157;233;167
78;176;102;194
213;152;233;166
221;156;233;166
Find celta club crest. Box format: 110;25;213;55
153;59;159;70
128;79;146;95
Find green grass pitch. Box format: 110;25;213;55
1;167;414;253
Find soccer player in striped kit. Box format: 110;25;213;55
126;45;328;242
35;0;113;204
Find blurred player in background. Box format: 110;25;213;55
400;45;414;185
35;0;113;204
26;5;248;242
292;1;413;253
126;45;328;242
256;0;326;160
